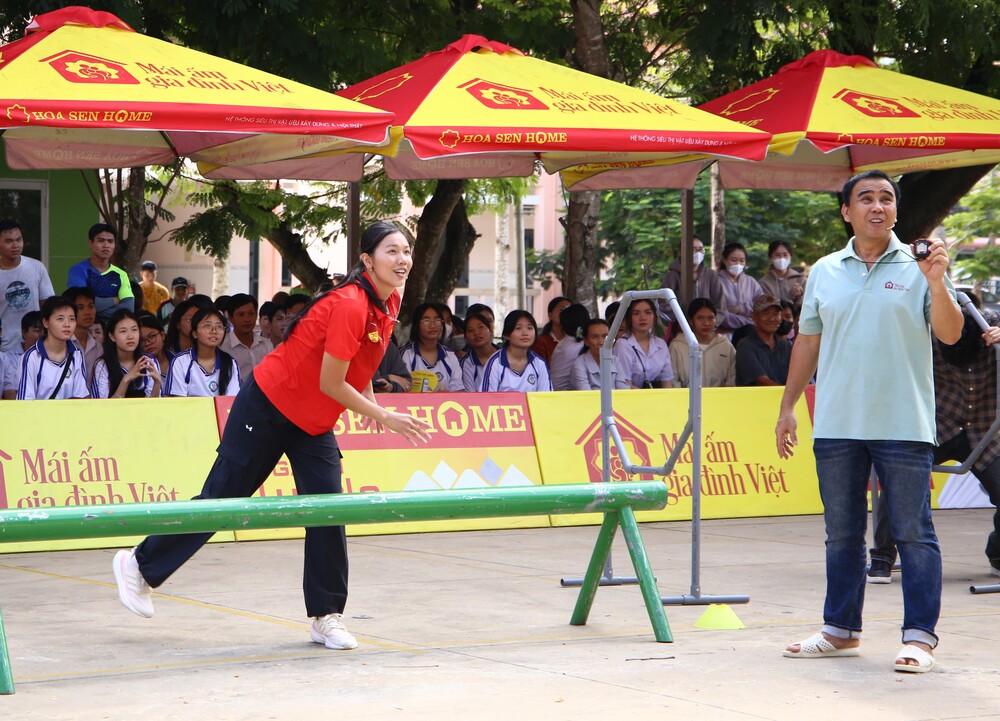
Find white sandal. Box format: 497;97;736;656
894;644;935;673
783;632;860;658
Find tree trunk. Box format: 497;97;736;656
265;223;329;293
118;167;147;275
710;163;726;263
402;179;467;324
567;0;610;315
896;165;995;241
425;196;480;302
494;210;511;322
563;189;600;313
212;254;230;297
570;0;612;78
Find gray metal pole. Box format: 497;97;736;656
561;288;749;604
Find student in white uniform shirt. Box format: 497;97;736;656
399;302;462;392
460;310;499;392
481;310;552;393
548;303;590;391
91;309;161;398
165;307;241;397
3;311;42;399
572;319;630;391
17;296;90;400
614;298;674;389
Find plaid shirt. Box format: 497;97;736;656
934;310;1000;472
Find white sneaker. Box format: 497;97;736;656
310;613;358;650
113;549;154;618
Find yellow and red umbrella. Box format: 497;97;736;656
340;35;770;182
214;35;768;183
0;7;394;177
573;49;1000;191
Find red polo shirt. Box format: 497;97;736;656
254;281;399;435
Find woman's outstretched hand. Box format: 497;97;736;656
379;410;432;446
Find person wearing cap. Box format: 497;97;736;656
735;294;791;386
157;276;189;325
138;260;169;316
66;223;134;324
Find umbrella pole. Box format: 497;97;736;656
347;181;361;264
679;189;695;313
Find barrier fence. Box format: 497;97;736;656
0;481;671;694
0;389;989;553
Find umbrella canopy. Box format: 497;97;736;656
210;35;769;183
0;6;394;177
572;50;1000;191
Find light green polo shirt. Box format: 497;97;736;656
799;234;956;442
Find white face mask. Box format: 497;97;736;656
727;263;745;277
772;257;791;272
692;251;705;266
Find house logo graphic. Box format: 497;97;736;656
833;89;920;118
41;50;140;85
458;79;549;110
575;412;657;484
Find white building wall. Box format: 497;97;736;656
144;172;568;315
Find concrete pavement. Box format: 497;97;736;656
1;509;999;720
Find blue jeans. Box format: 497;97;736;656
813;439;940;648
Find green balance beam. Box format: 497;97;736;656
0;482;671;694
0;482;666;541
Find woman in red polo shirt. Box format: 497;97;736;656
113;221;430;651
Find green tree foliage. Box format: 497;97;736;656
2;0;996;298
946;169;1000;288
590;180;844;297
946;169;1000;245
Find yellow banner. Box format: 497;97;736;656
528;388;822;526
0;397;232;552
2;390;984;554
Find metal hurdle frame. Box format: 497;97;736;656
560;289;749;606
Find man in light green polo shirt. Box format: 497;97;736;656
775;170;962;674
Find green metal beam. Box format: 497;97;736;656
0;482;667;543
0;608;11;695
0;481;671;695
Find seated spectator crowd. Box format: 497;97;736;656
0;214;810;402
1;280;811;401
